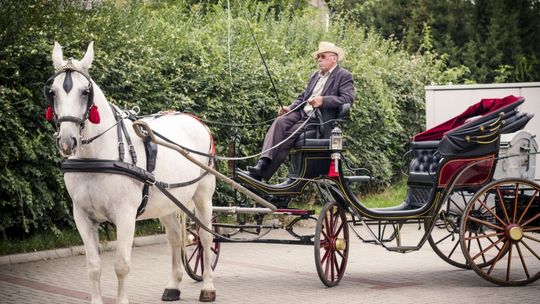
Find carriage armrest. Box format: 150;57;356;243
343;175;373;183
337;103;351;120
298;139;330;147
410;140;440;149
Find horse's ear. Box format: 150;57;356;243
80;41;94;72
52;41;64;69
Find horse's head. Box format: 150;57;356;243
45;41;98;156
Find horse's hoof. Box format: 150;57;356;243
162;288;181;301
199;289;216;302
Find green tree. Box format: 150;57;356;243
0;0;449;237
327;0;540;83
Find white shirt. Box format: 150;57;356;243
303;65;337;114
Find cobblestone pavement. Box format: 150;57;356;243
0;227;538;304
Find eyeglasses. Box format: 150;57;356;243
317;53;337;60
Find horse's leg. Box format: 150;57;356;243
73;206;103;304
114;208;137;304
159;212;183;301
193;176;216;302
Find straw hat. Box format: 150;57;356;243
312;41;345;61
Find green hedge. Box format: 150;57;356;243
0;0;456;238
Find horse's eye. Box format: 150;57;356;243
82;90;89;96
48;89;55;97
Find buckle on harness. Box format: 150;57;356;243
146;177;156;186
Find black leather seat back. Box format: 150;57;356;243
405;141;442;208
407;141;442;186
294;103;351;148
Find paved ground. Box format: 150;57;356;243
0;226;538;304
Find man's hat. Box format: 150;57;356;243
312;41;345;61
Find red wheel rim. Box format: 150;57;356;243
315;202;349;286
460;179;540;286
184;217;220;281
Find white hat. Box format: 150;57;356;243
312;41;345;61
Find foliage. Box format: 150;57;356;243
326;0;540;83
0;0;448;238
359;178;407;208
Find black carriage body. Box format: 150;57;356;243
338;97;532;221
229;95;538;287
237;96;534;221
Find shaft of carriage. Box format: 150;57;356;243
132;120;277;212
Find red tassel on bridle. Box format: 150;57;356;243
88;105;100;124
45;106;54;121
45;105;100;124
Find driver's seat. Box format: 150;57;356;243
288;104;351;179
293;103;351;148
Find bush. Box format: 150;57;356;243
0;0;451;238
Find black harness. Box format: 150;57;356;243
46;65;211;218
60;106;210;218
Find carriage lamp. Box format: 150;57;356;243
329;126;343;175
330;126;343;151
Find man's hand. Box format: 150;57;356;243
278;106;290;116
308;96;323;108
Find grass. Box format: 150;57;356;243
283;179;408;211
0;220;165;256
360;179;408;208
1;181;408;256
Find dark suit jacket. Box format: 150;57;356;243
289;65;355;137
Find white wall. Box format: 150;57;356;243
424;82;540;179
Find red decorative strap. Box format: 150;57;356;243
88;105;100;124
45;106;54;121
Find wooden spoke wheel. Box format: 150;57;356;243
183;217;221;282
428;190;472;269
314;201;350;287
460;178;540;286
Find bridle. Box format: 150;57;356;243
43;58;97;129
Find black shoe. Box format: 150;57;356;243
247;158;270;181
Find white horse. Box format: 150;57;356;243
48;41;217;303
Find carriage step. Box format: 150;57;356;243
343;175;373;183
386;246;418;253
212;206;274;214
214;223;280;229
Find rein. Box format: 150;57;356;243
194;100;309;127
150;109;317;162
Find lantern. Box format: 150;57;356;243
329;126;342;176
330;126;343;151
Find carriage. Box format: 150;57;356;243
174;94;540;287
46;43;539;303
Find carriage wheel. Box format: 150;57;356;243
183;217;221;282
460;178;540;286
314;201;350;287
428;190;474;269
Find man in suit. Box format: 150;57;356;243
247;41;355;181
